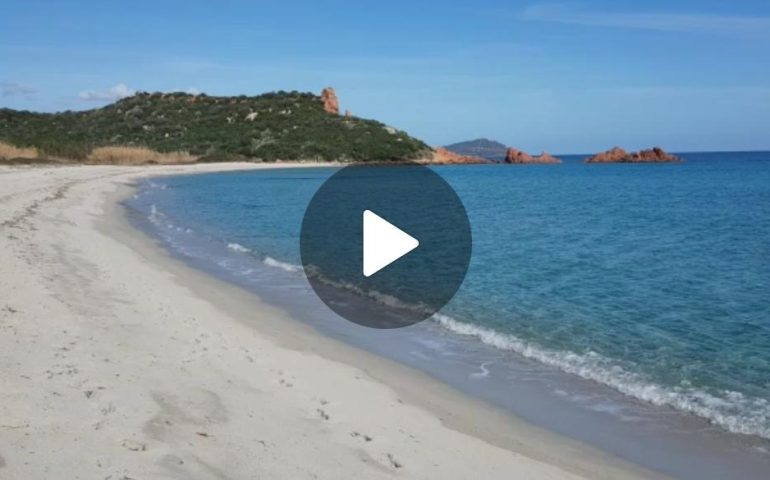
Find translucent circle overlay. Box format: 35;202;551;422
300;163;472;329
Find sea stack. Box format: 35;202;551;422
535;151;562;164
504;148;534;164
321;87;339;115
504;148;562;164
586;146;681;163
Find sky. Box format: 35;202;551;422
2;0;769;154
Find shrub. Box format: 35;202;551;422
0;91;431;163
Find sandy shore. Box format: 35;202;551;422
0;163;662;480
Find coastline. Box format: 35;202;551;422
0;163;659;480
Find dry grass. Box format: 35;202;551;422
0;141;39;161
86;146;197;165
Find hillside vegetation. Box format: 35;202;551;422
0;91;431;163
444;138;508;162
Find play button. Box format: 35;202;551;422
300;162;472;329
363;210;419;277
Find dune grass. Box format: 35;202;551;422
0;141;39;161
0;141;197;165
86;146;197;165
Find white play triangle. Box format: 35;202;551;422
362;210;419;277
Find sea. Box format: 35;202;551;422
125;151;770;479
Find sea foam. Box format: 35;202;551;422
263;256;302;273
432;314;770;439
292;262;769;439
227;242;251;253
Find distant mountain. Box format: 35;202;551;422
444;138;508;162
0;89;432;163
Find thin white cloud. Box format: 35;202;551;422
520;4;770;36
78;83;136;101
1;81;37;97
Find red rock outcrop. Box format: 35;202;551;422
535;151;562;164
585;146;680;163
431;147;488;164
632;147;681;162
504;148;534;164
502;148;562;164
584;146;628;163
321;87;339;115
504;148;562;164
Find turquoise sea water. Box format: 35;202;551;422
128;152;770;460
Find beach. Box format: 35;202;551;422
0;163;659;480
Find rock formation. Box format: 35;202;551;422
431;147;488;164
632;147;681;162
321;87;339;115
535;151;562;164
504;148;534;164
585;146;681;163
504;148;562;164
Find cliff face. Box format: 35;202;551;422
585;146;680;163
321;87;339;115
503;148;562;164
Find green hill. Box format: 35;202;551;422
444;138;508;162
0;90;431;163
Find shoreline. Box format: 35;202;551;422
122;163;770;480
0;163;659;479
113;170;664;480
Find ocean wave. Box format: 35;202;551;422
147;205;190;233
227;242;251;253
263;256;302;273
470;361;493;379
299;263;770;438
260;258;431;315
432;314;770;439
146;180;168;190
137;196;770;440
303;264;432;313
147;204;164;225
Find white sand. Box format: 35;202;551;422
0;164;663;480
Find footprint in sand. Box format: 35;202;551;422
350;431;373;442
159;453;234;480
387;453;403;469
144;389;228;442
121;439;147;452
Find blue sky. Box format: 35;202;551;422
2;0;769;153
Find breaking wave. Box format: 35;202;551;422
262;257;770;439
263;256;302;273
163;224;770;441
227;242;251;253
432;313;770;439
